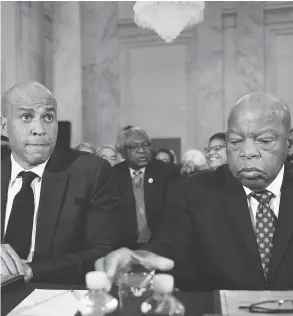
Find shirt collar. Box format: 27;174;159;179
10;153;49;184
129;167;145;178
243;165;284;197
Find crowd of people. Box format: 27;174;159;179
1;81;293;291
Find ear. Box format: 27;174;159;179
120;147;128;160
1;116;8;137
288;134;293;156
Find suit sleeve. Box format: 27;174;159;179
29;159;122;284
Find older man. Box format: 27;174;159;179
112;126;181;249
96;93;293;291
1;82;121;284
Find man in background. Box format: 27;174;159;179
96;93;293;291
1;81;121;284
112;126;181;249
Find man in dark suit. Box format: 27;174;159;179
95;92;293;291
1;81;121;284
112;126;180;249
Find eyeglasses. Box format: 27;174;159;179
125;142;151;152
239;299;293;313
204;145;226;154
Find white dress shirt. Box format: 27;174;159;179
4;154;49;262
243;165;284;229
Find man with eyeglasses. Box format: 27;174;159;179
95;93;293;292
112;126;181;249
205;132;227;171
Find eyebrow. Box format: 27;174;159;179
227;128;277;136
17;106;56;113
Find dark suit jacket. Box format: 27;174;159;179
1;148;121;284
146;164;293;291
112;160;181;248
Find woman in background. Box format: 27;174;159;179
204;132;227;171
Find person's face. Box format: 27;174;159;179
123;130;151;169
227;108;289;191
2;93;58;169
205;138;227;170
156;152;170;163
100;147;118;166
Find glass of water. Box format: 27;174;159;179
115;262;155;312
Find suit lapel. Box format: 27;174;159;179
144;162;156;205
221;166;264;277
269;165;293;280
34;150;69;258
1;157;11;241
120;162;136;217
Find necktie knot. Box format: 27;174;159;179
133;170;142;178
250;190;275;204
133;170;143;187
19;171;37;189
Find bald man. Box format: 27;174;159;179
95;93;293;291
1;82;121;284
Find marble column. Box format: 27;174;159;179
80;1;120;149
1;1;18;93
195;2;224;151
1;2;43;92
236;2;265;98
52;2;82;147
17;2;44;84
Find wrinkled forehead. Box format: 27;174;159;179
8;85;57;110
229;106;283;129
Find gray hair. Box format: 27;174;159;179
115;126;150;154
228;92;291;133
97;145;117;156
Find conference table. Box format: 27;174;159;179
2;283;222;316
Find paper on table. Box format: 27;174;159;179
7;289;87;316
220;290;293;316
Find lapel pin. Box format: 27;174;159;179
148;178;153;184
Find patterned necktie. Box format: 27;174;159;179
133;170;143;187
250;190;276;279
4;171;37;259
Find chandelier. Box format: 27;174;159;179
133;1;205;43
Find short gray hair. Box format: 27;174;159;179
115;126;150;154
97;145;117;156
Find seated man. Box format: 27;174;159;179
95;92;293;291
112;126;181;249
1;82;121;284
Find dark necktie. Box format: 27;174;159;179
133;170;143;187
4;171;38;259
250;190;276;279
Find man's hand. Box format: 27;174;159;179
1;244;33;282
1;244;25;276
94;247;174;280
